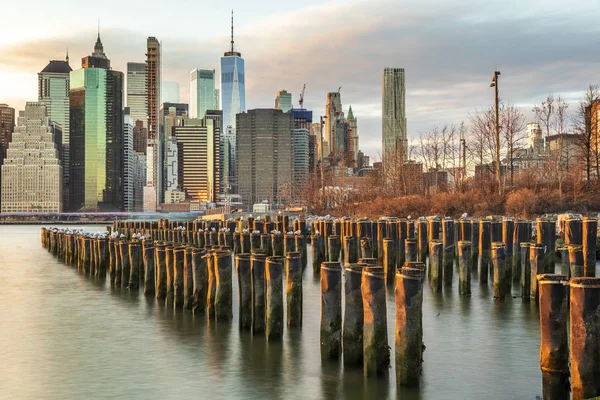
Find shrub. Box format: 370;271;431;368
505;188;537;218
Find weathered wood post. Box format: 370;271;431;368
502;218;514;281
458;240;471;296
265;256;284;340
97;237;108;277
311;234;325;274
214;249;233;321
236;253;252;329
165;245;175;305
344;235;358;266
520;242;532;299
285;252;303;327
173;246;186;309
183;247;194;310
233;231;241;254
479;219;491;284
205;250;216;318
295;234;307;270
582;217;597;277
442;218;454;286
530;243;545;302
272;232;284;257
320;261;342;360
360;237;373;260
327;235;341;262
405;238;417;263
155;243;167;299
241;231;251;254
395;268;423;386
537;218;556;273
260;233;272;256
143;241;155;296
128;241;141;290
377;219;387;266
343;264;365;366
492;242;507;299
417;219;428;262
119;240;130;288
569;244;585;278
362;266;389;377
538;274;569;400
470;219;479;267
251;253;267;334
570;277;600;399
429;240;443;293
383;238;396;285
192;247;207;315
513;220;530;283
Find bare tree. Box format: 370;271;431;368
533;94;555;138
468;107;497;191
573;84;600;181
501;103;526;187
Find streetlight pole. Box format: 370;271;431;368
490;71;501;195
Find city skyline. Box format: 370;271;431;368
0;1;599;160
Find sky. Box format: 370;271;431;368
1;0;599;159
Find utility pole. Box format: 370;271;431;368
490;71;501;195
460;138;466;192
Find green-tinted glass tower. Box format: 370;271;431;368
69;34;124;211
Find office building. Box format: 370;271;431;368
172;116;221;202
275;90;293;112
291;108;311;191
221;12;246;131
0;104;15;202
236;109;293;208
309;122;319;174
161;81;180;103
190;69;219;119
70;34;124;211
382;67;407;163
145;37;161;210
346;105;358;169
123;108;134;212
1;102;62;213
126;62;147;127
38;57;71;208
132;152;146;212
325;91;345;164
133;120;147;153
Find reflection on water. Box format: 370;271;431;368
4;225;594;399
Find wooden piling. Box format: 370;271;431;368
320;261;342;360
362;266;389;377
395;268;423;386
343;264;366;366
458;240;471;296
285;252;303;327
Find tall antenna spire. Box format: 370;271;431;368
230;10;234;53
97;18;100;39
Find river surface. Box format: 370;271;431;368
1;225;593;400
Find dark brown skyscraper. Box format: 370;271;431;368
133;120;147;154
144;37;161;209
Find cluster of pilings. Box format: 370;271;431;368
41;214;309;341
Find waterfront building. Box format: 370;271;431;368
132;152;146;212
236;109;293;208
275;90;293;113
172;116;221;202
325;91;345;163
161;81;179;103
144;37;161;211
190;69;219;119
69;34;123;211
1;102;62;213
126;62;147;128
346;105;358;169
382;67;408;163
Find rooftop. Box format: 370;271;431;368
41;60;72;74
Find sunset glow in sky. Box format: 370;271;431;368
1;0;599;158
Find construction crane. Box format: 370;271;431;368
299;84;306;109
338;86;341;93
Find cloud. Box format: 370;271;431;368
1;0;600;158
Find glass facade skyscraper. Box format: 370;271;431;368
190;69;218;119
126;62;147;127
161;81;180;103
221;57;245;130
382;68;407;163
275;90;293;113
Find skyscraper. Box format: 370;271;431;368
346;105;358;169
126;62;147;127
291;108;311;192
221;11;246;131
144;37;162;211
190;69;218;119
382;68;407;163
173;116;221;202
133;120;147;153
38;57;71;208
161;81;180;103
1;102;62;213
275;90;293;113
70;34;124;211
325;91;345;164
236;109;293;208
123;108;134;212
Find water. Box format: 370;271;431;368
1;225;586;399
